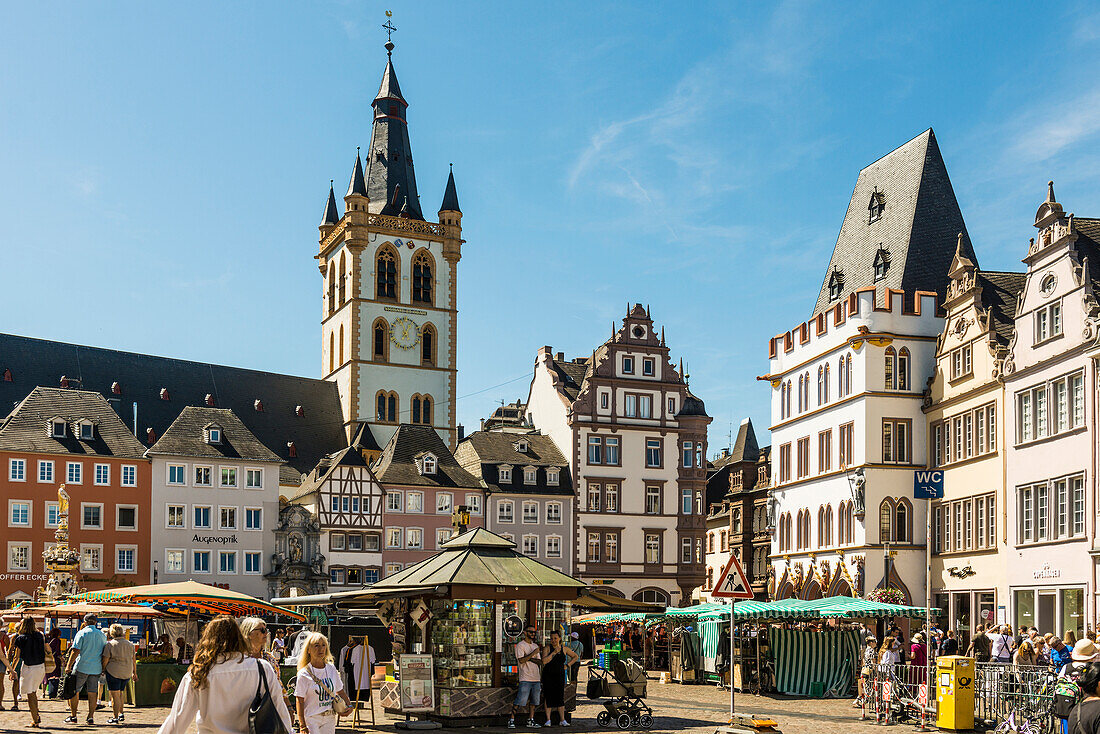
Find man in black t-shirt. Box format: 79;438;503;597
940;630;959;657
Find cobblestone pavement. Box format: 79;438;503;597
0;679;886;733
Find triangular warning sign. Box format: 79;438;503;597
711;554;754;599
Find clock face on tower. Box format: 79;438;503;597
390;317;421;350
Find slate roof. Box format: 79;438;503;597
0;387;146;458
813;129;977;315
676;391;709;418
288;444;373;502
440;166;461;214
320;182;340;226
730;418;761;463
371;424;481;489
454;430;574;496
364;48;424;220
548;358;590;402
0;333;347;485
1074;218;1100;293
147;406;282;463
978;271;1025;346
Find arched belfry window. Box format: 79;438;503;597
338;325;344;366
376;246;398;300
412;250;434;304
879;499;893;542
421;324;436;366
894;499;911;543
328;332;335;374
338;252;347;304
327;262;336;315
376;391;397;422
373;318;389;362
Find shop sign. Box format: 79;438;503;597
398;654;435;712
1034;563;1060;579
913;471;944;499
0;573;49;581
193;534;239;544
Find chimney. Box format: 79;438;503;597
111;381;121;395
457;424;465;441
2;369;12;383
146;427;156;443
254;400;264;412
555;351;564;362
287;441;297;458
205;394;215;406
295;405;304;417
159;388;170;400
59;376;70;388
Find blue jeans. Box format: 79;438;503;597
515;681;541;707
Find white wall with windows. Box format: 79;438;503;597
486;493;571;575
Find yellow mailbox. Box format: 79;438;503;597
936;655;975;730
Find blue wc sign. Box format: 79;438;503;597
913;470;944;499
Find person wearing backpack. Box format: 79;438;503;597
1055;640;1100;734
1069;662;1100;734
992;625;1015;664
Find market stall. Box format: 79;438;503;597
277;528;585;726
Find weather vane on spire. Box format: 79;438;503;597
383;11;397;44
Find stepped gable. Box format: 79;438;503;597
0;333;347;485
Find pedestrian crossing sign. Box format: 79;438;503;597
711;554;754;599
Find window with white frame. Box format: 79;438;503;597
498;465;512;483
193;550;211;573
934;493;996;552
622;356;634;374
9;458;29;483
949;345;973;380
330;568;345;585
586;532;600;562
81;503;102;529
1017;474;1085;545
81;544;102;573
522;535;538;557
77;421;92;440
386;491;403;512
219;507;237;530
587;484;601;512
546;502;562;524
193;505;212;529
50;419;66;438
1034;301;1063;343
384;562;402;577
643;357;655;376
94;463;109;485
244;507;262;530
168;464;186;485
547;468;560;486
546;536;562;558
465;494;482;515
385;528;403;548
645;533;661;565
116;546;136;573
116;506;137;530
245;552;262;575
220;467;237;487
8;542;31;572
9;501;30;527
1016;371;1084;443
347;534;362;551
167;504;186;528
521;501;538;523
605;484;619;512
38;460;53;483
218;550;237;574
645;438;662;468
166;549;184;573
421;455;437;475
882;418;911;463
494;499;514;524
645;486;661;514
436;528;452;548
191;466;211;487
246;469;263;488
330;533;346;550
121;465;136;487
407;528;423;549
523;467;537;485
932;403;996;466
601;392;610;410
884;347;911;390
437;493;453;514
408;491;425;512
46;501;60;527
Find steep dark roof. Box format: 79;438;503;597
676;391;709;418
439;166;461;214
364;47;424;220
346;149;367;198
148;406;282;462
454;431;573;496
813;129;976;315
1074;218;1100;294
372;424;480;489
730;418;760;463
0;333;347;485
288;444;374;502
320;182;341;226
977;271;1025;346
548;358;589;402
0;387;146;458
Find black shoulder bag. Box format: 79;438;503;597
249;658;288;734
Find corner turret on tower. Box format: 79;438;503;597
345;147;369;213
319;181;340;235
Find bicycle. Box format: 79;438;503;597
993;710;1048;734
747;658;774;695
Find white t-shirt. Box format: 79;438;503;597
515;640;541;683
991;633;1013;661
295;663;344;719
347;645;377;691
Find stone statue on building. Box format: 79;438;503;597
849;468;866;515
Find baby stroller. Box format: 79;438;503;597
590;658;653;729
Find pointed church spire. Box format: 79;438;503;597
1047;180;1056;203
439;164;461;214
346;147;367;198
364;39;424;220
320;180;340;228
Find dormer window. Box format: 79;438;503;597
868;188;885;223
499;464;513;483
547;467;560;486
873;248;890;282
421;454;437;475
514;440;528;453
205;423;223;445
78;421;94;441
828;270;844;301
50;419;66;438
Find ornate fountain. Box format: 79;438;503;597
37;484;81;602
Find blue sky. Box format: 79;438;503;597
3;2;1100;453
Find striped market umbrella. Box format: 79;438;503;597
71;580;305;620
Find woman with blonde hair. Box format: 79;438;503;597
158;616;293;734
1014;639;1038;667
101;624;137;724
295;632;351;734
240;617;278;665
879;636;901;665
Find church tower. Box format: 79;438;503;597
317;36;462;451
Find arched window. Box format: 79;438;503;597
338;252;347;304
797;374;805;412
373;318;389;362
338;325;344;366
838;356;846;397
885;347;896;390
817;367;824;406
895;499;911;542
823;363;830;403
817;506;826;547
412;250;434;304
328;331;335;374
802;372;810;411
837;501;847;545
376;391;397;422
421;324;436;366
327;262;336;315
879;499;894;542
897;347;910;390
410;394;433;425
845;354;852;395
824;504;833;546
801;510;811;550
376;246;398;300
411;395;421;424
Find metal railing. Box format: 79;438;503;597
862;661;1057;731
